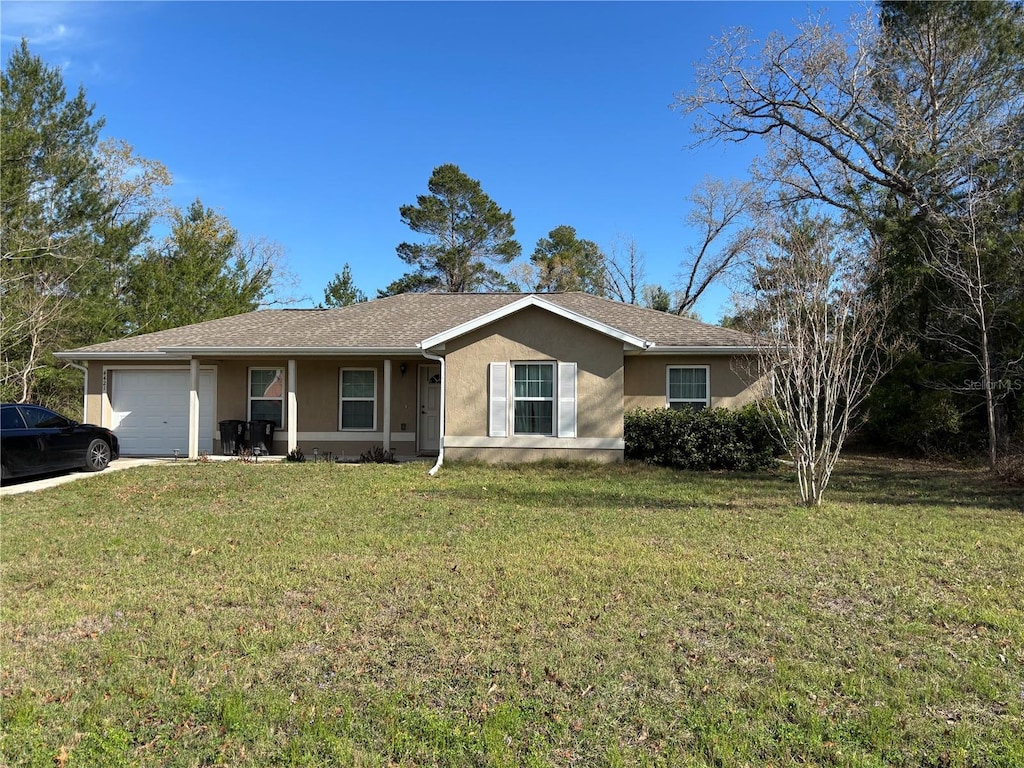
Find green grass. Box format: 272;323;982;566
1;458;1022;767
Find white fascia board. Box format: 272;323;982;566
418;295;651;350
54;351;189;361
630;345;759;355
58;346;423;361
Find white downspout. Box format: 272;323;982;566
418;347;445;476
188;358;200;459
382;359;392;454
287;359;298;453
67;361;89;422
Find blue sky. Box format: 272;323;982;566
1;1;857;321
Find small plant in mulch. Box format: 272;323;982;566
197;452;211;463
236;448;257;464
286;448;306;463
359;446;396;464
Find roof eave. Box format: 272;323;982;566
165;346;422;356
630;345;759;355
57;346;424;360
55;351;191;361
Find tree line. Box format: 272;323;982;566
682;0;1023;492
1;40;288;412
323;162;693;311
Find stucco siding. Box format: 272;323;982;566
623;355;759;411
215;360;251;422
444;306;624;440
84;363;104;425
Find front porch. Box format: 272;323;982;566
90;356;442;460
201;357;443;461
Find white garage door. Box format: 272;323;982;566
111;370;215;456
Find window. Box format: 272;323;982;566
1;406;26;430
489;361;576;439
250;368;284;427
667;366;709;410
513;362;554;435
340;368;376;430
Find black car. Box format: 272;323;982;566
1;404;120;482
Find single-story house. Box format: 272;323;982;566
56;292;760;467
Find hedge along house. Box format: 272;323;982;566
56;292;760;466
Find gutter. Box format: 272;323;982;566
54;351;188;361
54;347;423;360
166;346;420;356
629;345;758;355
417;346;445;476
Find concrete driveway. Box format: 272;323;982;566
0;458;169;496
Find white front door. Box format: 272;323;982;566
110;370;215;456
418;365;441;454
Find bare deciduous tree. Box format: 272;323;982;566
605;235;645;304
675;177;757;315
677;4;1022;230
923;185;1024;469
742;215;897;505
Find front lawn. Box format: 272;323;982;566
1;458;1021;767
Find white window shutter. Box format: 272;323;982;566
557;362;577;438
489;362;508;437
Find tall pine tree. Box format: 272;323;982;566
382;164;521;295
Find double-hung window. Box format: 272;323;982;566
340;368;376;430
489;361;576;439
513;362;555;435
667;366;710;410
250;368;285;427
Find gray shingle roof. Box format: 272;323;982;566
62;292;754;356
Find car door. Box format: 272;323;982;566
20;406;81;471
1;405;38;476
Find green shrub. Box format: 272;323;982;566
624;405;779;471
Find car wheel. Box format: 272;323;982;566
84;439;112;472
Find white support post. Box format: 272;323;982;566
188;358;200;459
287;359;298;453
383;359;392;453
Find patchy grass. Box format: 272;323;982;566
1;457;1021;767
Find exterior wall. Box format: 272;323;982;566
84;363;104;425
84;356;426;457
214;360;251;422
443;306;625;462
623;355;759;411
